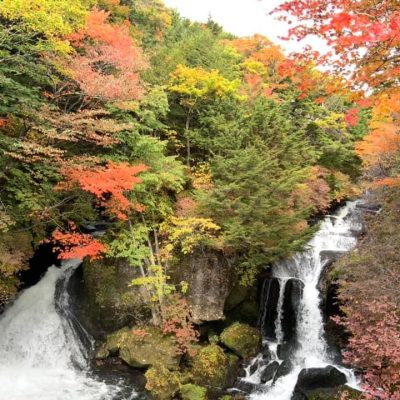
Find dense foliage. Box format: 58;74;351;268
0;0;365;353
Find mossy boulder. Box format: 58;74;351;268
96;326;180;369
191;345;229;388
73;258;150;336
220;322;261;358
180;384;208;400
145;363;180;400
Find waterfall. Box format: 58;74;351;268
241;201;363;400
274;279;288;344
0;260;136;400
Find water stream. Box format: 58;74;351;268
240;201;364;400
0;259;135;400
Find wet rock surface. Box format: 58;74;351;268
260;361;279;383
295;366;347;391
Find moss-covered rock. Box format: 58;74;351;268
145;363;180;400
180;384;208;400
96;326;180;369
220;322;261;358
75;258;150;336
191;345;229;388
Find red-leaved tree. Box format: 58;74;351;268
58;161;148;220
67;8;147;101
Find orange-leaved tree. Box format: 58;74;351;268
51;161;148;260
64;8;147;103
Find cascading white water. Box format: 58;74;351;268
274;279;288;345
245;202;363;400
0;260;135;400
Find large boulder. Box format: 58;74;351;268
174;250;236;323
96;326;180;370
145;363;180;400
220;322;262;358
70;258;150;336
282;278;304;342
295;366;347;391
191;345;230;388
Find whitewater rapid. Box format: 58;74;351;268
0;260;135;400
244;202;363;400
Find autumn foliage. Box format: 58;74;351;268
52;223;106;261
58;161;148;220
67;8;147;101
275;0;400;90
162;296;199;355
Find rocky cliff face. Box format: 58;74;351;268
173;250;237;323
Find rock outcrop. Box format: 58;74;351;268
96;326;180;370
175;250;236;323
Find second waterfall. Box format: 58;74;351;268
238;202;364;400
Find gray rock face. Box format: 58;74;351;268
175;250;236;323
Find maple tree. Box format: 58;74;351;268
58;161;148;220
51;222;106;261
274;0;400;91
65;8;147;102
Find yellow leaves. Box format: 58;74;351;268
241;59;267;76
169;64;241;102
0;0;93;38
370;91;400;128
160;216;221;255
315;111;347;131
191;163;213;190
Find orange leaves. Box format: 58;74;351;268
355;123;400;167
0;118;9;127
52;223;106;261
374;177;400;187
66;8;147;102
58;161;148;220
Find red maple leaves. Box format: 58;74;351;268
59;161;148;220
67;8;147;101
52;223;106;261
